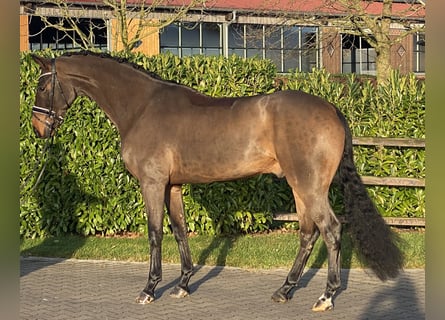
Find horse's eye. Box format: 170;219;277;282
38;83;48;91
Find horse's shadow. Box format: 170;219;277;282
360;272;424;319
190;234;239;293
20;140;101;276
155;235;239;298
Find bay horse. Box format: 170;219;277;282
30;51;403;312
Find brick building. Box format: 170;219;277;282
19;0;425;75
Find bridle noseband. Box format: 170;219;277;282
32;58;68;133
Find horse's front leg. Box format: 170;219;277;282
165;184;194;298
135;182;167;304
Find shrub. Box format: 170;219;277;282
20;52;425;238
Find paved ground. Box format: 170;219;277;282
20;257;424;320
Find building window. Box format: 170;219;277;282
160;22;223;57
413;33;425;73
28;16;107;51
228;24;318;72
342;34;376;75
161;22;319;73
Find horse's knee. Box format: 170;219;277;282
149;229;163;246
299;228;320;252
172;228;187;243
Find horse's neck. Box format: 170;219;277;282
69;61;154;135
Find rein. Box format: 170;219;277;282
29;135;55;192
20;133;55;193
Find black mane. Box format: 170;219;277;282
61;50;168;83
59;50;227;104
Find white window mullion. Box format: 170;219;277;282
178;23;182;58
106;19;112;51
280;27;284;73
243;25;247;59
358;37;361;74
262;25;265;59
199;23;203;55
298;27;302;71
316;28;320;69
222;23;228;57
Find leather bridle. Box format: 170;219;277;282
32;58;68;134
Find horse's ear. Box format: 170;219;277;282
31;55;51;71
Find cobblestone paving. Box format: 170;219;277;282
20;257;424;320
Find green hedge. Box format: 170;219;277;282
20;51;425;238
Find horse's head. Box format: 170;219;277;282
31;55;75;138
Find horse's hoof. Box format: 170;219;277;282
311;295;333;312
169;286;189;299
135;291;155;304
271;290;289;303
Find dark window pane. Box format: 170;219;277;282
228;24;244;49
161;47;179;55
245;25;263;49
266;48;281;71
247;48;262;58
301;50;316;72
182;47;201;56
202;23;220;48
343;48;352;63
283;26;299;49
265;26;281;49
203;48;221;56
161;24;179;47
284;52;298;71
181;22;200;47
229;48;244;57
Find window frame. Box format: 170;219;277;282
413;32;425;74
341;34;376;75
160;22;223;57
161;21;320;73
28;15;108;51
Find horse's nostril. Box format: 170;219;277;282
33;126;42;138
33;126;49;139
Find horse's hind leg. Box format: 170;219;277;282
272;189;342;312
165;184;194;298
311;199;342;311
271;191;320;303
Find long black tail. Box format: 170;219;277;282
335;109;404;281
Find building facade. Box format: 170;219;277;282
19;0;425;75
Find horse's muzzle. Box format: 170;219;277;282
32;113;53;139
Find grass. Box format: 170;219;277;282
20;229;425;270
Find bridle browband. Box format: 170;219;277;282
32;58;68;132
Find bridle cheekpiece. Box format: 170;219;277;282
32;58;67;134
